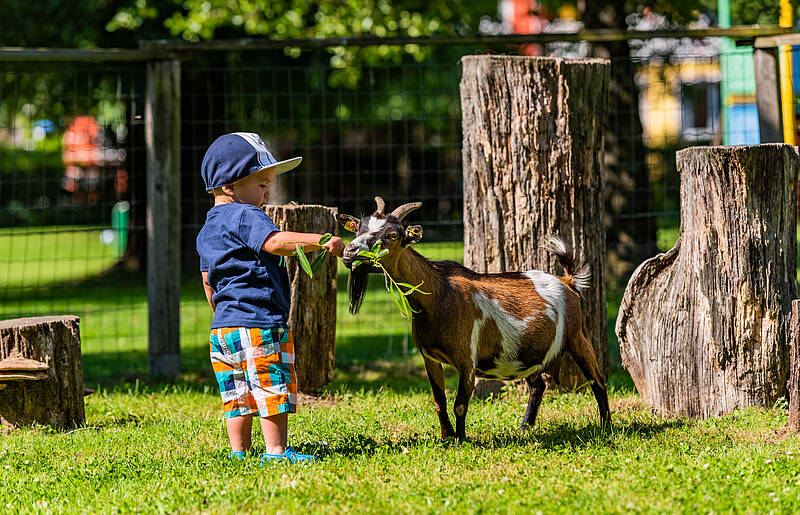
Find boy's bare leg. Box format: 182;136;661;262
259;413;288;455
226;414;254;452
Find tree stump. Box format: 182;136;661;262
460;55;609;389
264;204;338;393
788;300;800;433
617;144;799;418
0;316;84;429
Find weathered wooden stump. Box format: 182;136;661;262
617;144;798;418
264;204;337;393
789;300;800;433
0;316;84;429
460;55;609;390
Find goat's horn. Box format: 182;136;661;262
374;196;385;215
389;202;422;221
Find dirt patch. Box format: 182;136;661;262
611;396;647;413
297;392;340;408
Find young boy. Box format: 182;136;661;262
196;132;344;464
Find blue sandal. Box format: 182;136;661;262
260;446;318;466
284;447;319;463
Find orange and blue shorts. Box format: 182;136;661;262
209;326;297;418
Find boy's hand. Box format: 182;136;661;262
322;236;345;258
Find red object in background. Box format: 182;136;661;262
62;116;101;166
507;0;548;56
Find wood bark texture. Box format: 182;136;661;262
146;59;182;377
264;204;338;393
0;316;84;429
789;300;800;432
617;144;798;418
460;55;609;389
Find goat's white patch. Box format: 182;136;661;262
470;311;486;368
348;216;387;253
367;216;386;232
523;270;566;367
472;292;539;378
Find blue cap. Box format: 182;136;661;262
201;132;302;191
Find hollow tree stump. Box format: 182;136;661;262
0;316;84;429
460;55;609;390
264;204;337;393
617;144;798;418
788;300;800;433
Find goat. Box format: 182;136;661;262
336;197;610;441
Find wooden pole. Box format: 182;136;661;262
754;47;784;143
460;55;609;389
617;144;798;418
263;204;338;393
146;60;182;377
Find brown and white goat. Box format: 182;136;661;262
336;197;610;441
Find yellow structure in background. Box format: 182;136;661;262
779;0;795;144
637;61;721;148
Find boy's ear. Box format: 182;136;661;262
403;225;423;246
335;214;360;233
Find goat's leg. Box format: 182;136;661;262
423;356;455;441
567;332;611;428
519;373;547;430
453;367;475;442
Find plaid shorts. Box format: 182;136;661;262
209;326;297;418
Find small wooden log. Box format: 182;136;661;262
0;316;85;429
460;55;609;390
264;204;338;393
789;300;800;433
617;144;799;418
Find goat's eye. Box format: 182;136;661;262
384;232;398;240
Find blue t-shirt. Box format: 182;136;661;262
196;203;290;329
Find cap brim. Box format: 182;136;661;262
260;156;302;176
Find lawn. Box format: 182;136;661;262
2;225;800;513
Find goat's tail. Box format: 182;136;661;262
543;235;591;298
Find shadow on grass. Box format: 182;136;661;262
302;417;686;458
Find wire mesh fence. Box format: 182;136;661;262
0;35;784;382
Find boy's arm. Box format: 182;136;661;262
262;231;344;257
201;272;215;312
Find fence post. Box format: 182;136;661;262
146;59;181;377
753;47;784;143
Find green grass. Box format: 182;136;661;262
2;377;799;513
0;226;118;289
3;226;800;512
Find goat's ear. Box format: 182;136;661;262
403;225;423;246
335;214;360;233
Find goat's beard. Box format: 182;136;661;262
347;265;370;315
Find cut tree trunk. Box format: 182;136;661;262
788;300;800;433
264;204;338;393
617;144;798;418
460;55;609;389
0;316;84;429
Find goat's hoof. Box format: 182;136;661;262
518;421;534;432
